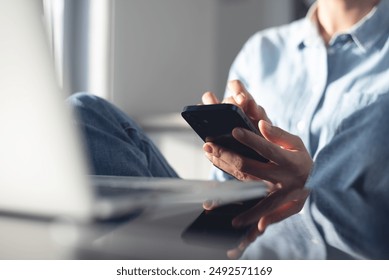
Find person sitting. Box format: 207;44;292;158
67;0;389;259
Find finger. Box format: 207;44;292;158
222;95;239;106
259;120;305;151
226;247;244;260
257;190;309;232
227;80;254;108
227;200;306;260
257;199;306;232
202;199;222;210
232;189;291;226
202;91;220;105
203;142;274;181
232;127;290;166
203;142;283;182
233;188;309;227
226;226;261;259
227;80;271;123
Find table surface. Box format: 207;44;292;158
0;200;355;260
0;202;249;260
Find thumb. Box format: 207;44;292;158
259;120;304;150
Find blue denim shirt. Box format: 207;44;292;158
214;0;389;182
307;93;389;259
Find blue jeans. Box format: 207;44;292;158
67;92;178;178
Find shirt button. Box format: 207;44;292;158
297;120;306;132
304;38;314;46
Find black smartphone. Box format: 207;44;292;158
181;104;268;162
181;198;261;250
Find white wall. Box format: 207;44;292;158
111;0;294;118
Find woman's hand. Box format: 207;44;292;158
200;79;313;258
201;80;272;125
203;121;313;258
226;186;310;259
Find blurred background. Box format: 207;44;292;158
43;0;312;179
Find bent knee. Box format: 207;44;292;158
66;92;105;109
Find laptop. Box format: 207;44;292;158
0;0;268;222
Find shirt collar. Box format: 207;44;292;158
348;0;389;53
297;2;324;49
298;0;389;52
